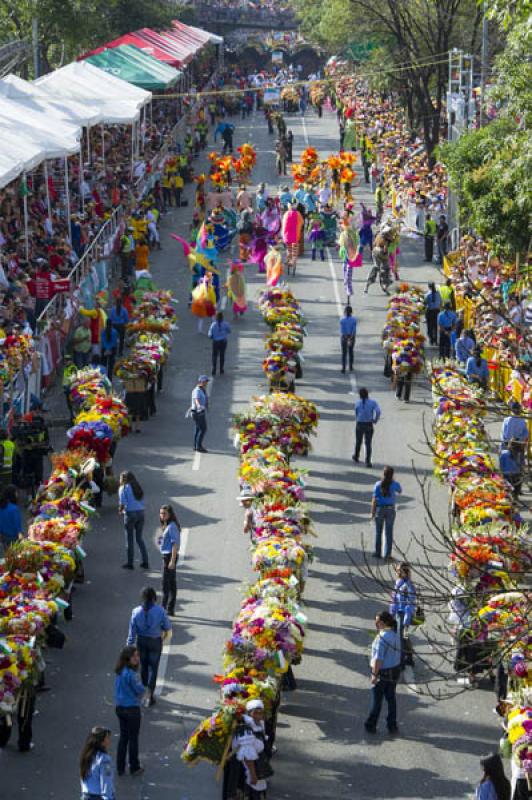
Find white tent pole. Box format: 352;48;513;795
131;121;135;178
87;126;91;165
23;173;29;261
43;161;52;231
101;124;105;170
80;147;84;214
64;156;71;241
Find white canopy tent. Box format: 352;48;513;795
35;61;151;124
0;95;81;158
0;74;102;128
0;151;24;191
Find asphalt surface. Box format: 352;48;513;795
2;106;499;800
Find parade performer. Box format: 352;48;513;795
282;204;304;275
238;210;255;263
191;272;217;333
308;214;326;262
265;246;283;287
338;219;361;302
251;224;269;274
226;262;247;318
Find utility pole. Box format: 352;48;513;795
479;0;488;127
32;15;40;78
447;49;474;247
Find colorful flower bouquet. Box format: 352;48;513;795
0;636;38;712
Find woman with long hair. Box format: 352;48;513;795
475;753;511;800
158;505;181;616
118;471;149;570
390;562;417;668
79;726;115;799
127;586;171;707
370;466;402;559
114;645;145;777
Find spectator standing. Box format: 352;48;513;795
371;466;402;559
0;484;23;553
389;562;416;667
424;282;441;346
364;611;401;734
190;375;209;453
118;472;149;570
114;646;144;777
208;311;232;376
436;215;449;264
72;317;92;369
100;319;118;378
424;213;437;261
340;305;356;374
127;587;171;707
437;303;457;359
158;504;181;616
352;387;381;467
79;727;115;800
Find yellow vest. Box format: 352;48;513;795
1;439;15;471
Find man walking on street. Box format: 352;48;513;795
437;302;457;360
353;387;381;468
208;312;231;376
340;305;357;373
190;376;209;453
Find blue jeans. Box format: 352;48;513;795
137;635;162;693
192;410;207;450
374;506;396;557
366;669;399;729
123;510;149;566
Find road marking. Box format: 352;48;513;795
301;113;309;146
192;451;201;471
179;527;189;562
327;246;357;392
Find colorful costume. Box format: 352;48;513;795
226;262;247;316
282;207;304;273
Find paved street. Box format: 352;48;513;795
3;106;498;799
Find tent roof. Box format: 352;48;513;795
183;22;223;46
0;95;81;161
133;28;193;66
0;150;24;190
85;44;181;90
80;31;187;68
35;62;151;124
0;73;102;127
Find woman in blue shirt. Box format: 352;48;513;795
114;645;145;777
158;504;181;616
127;586;171;707
466;347;489;390
118;472;149;570
80;726;115;800
474;753;510;800
371;466;402;558
389;562;416;667
100;319;118;379
0;485;23;553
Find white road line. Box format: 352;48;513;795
301;113;309;146
154;529;190;698
327;246;358;392
192;451;201;471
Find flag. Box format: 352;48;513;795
19;176;30;198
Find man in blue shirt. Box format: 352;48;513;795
208;311;232;376
437;303;457;359
500;444;522;496
501;402;529;450
190;375;209;452
353;387;381;467
424;282;441;345
108;298;129;356
340;305;357;374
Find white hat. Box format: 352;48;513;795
246;699;264;713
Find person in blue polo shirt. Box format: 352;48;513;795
114;646;145;777
100;318;119;378
466;346;489;390
424;282;441;346
108;298;129;356
365;610;402;734
79;726;115;800
340;305;357;373
158;504;181;616
127;586;171;707
353;387;381;467
437;302;457;359
371;465;402;558
208;311;232;376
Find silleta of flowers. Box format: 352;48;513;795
183;284;318;770
431;364;531;780
382;283;425;379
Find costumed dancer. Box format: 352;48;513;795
191;272;217;333
338;218;360;303
238;210;255;263
194;175;206;221
282;203;304;276
308;214;326;261
265;246;283;287
359;203;376;258
226;262;247;318
251;224;269;274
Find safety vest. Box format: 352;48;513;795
425;219;437;236
1;439;15;471
440;284;453;305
